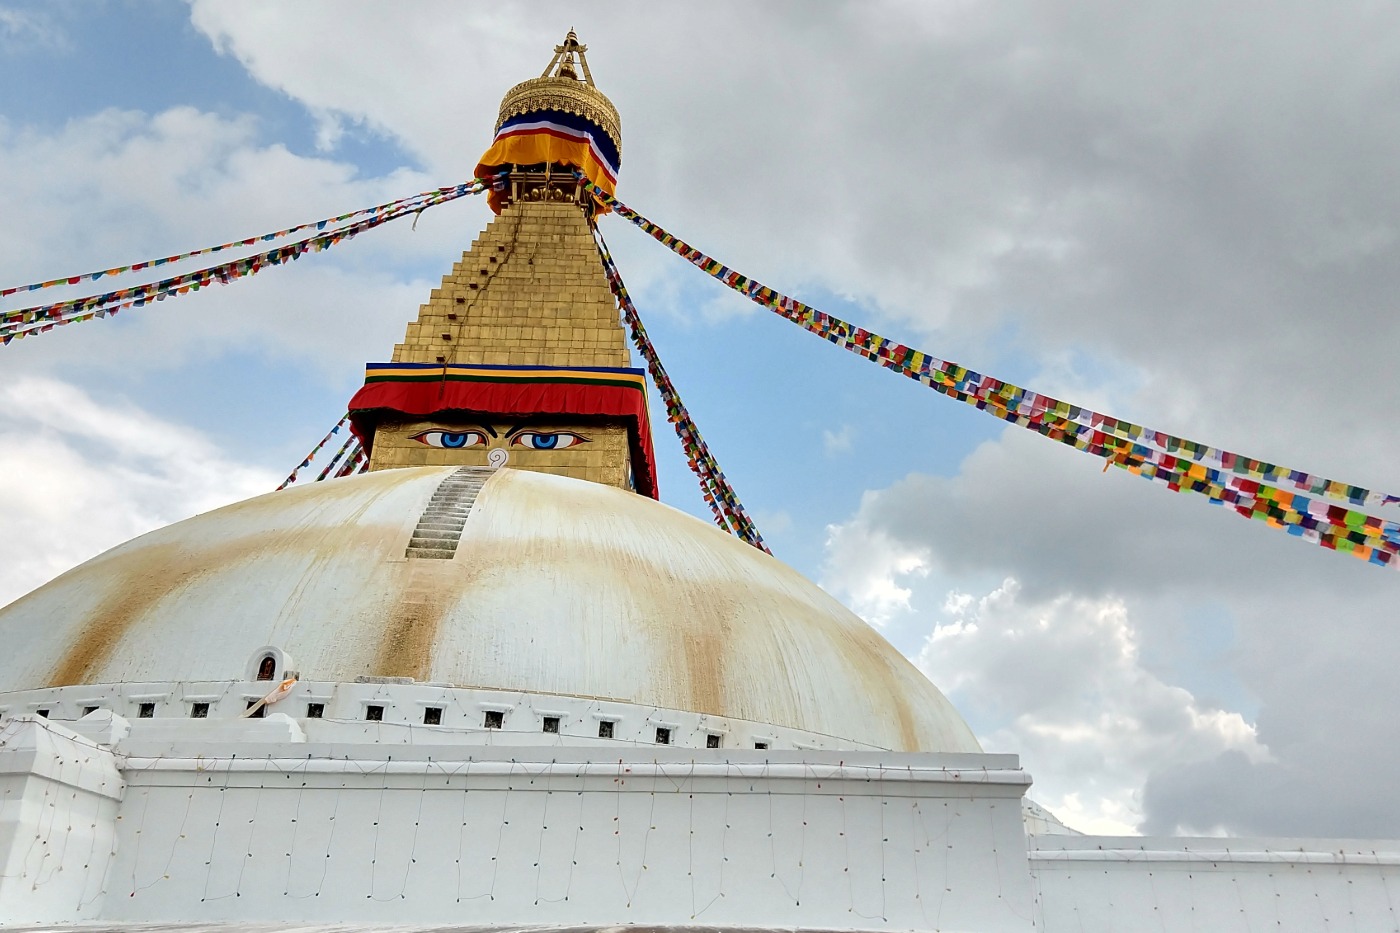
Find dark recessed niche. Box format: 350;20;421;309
707;734;721;748
424;707;443;726
754;742;769;750
138;702;155;719
83;706;99;717
484;709;504;729
598;720;615;739
543;716;560;734
306;703;325;719
655;727;671;745
246;700;265;719
366;705;384;722
190;703;209;719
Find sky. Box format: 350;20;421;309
1;0;1398;838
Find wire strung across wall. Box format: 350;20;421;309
578;175;1400;571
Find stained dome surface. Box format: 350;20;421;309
0;466;979;753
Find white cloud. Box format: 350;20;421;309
822;510;930;626
0;376;276;606
0;6;66;50
915;578;1266;834
0;104;485;378
821;424;854;456
822;413;1400;836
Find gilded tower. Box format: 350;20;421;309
348;32;656;496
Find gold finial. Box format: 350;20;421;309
496;29;620;154
542;27;593;85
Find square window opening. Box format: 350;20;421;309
83;706;99;717
655;727;671;745
598;720;615;739
706;734;721;748
543;716;560;734
483;709;504;729
423;707;443;726
35;709;49;718
246;700;265;719
366;705;384;722
306;702;325;719
190;702;209;719
754;741;769;750
138;702;155;719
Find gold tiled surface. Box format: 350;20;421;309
371;420;633;489
369;200;635;486
391;200;629;369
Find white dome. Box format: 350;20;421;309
0;467;978;753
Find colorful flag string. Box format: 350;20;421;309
578;176;1400;570
593;227;768;553
0;182;495;300
335;444;368;479
278;415;349;490
314;433;358;482
1;177;496;345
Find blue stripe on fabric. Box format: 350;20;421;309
497;108;621;170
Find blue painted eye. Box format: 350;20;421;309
510;431;588;450
409;430;488;449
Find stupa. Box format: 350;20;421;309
1;31;1398;933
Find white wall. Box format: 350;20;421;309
0;716;124;923
103;746;1035;931
1031;835;1400;932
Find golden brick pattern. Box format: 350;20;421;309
390;200;628;369
368;200;636;489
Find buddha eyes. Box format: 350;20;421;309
409;430;487;449
407;429;588;451
510;431;589;450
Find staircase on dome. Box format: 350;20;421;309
347;31;658;499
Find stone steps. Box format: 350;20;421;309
404;467;494;559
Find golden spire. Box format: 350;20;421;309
494;30;620;159
351;31;653;495
544;28;591;84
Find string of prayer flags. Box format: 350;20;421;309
576;175;1399;570
1;179;494;345
335;443;368;478
315;433;358;482
278;415;350;490
577;175;1395;511
593;228;769;553
0;181;495;300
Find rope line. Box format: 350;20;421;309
0;182;495;300
1;178;496;344
278;415;349;490
314;433;357;482
593;225;769;552
578;176;1400;570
